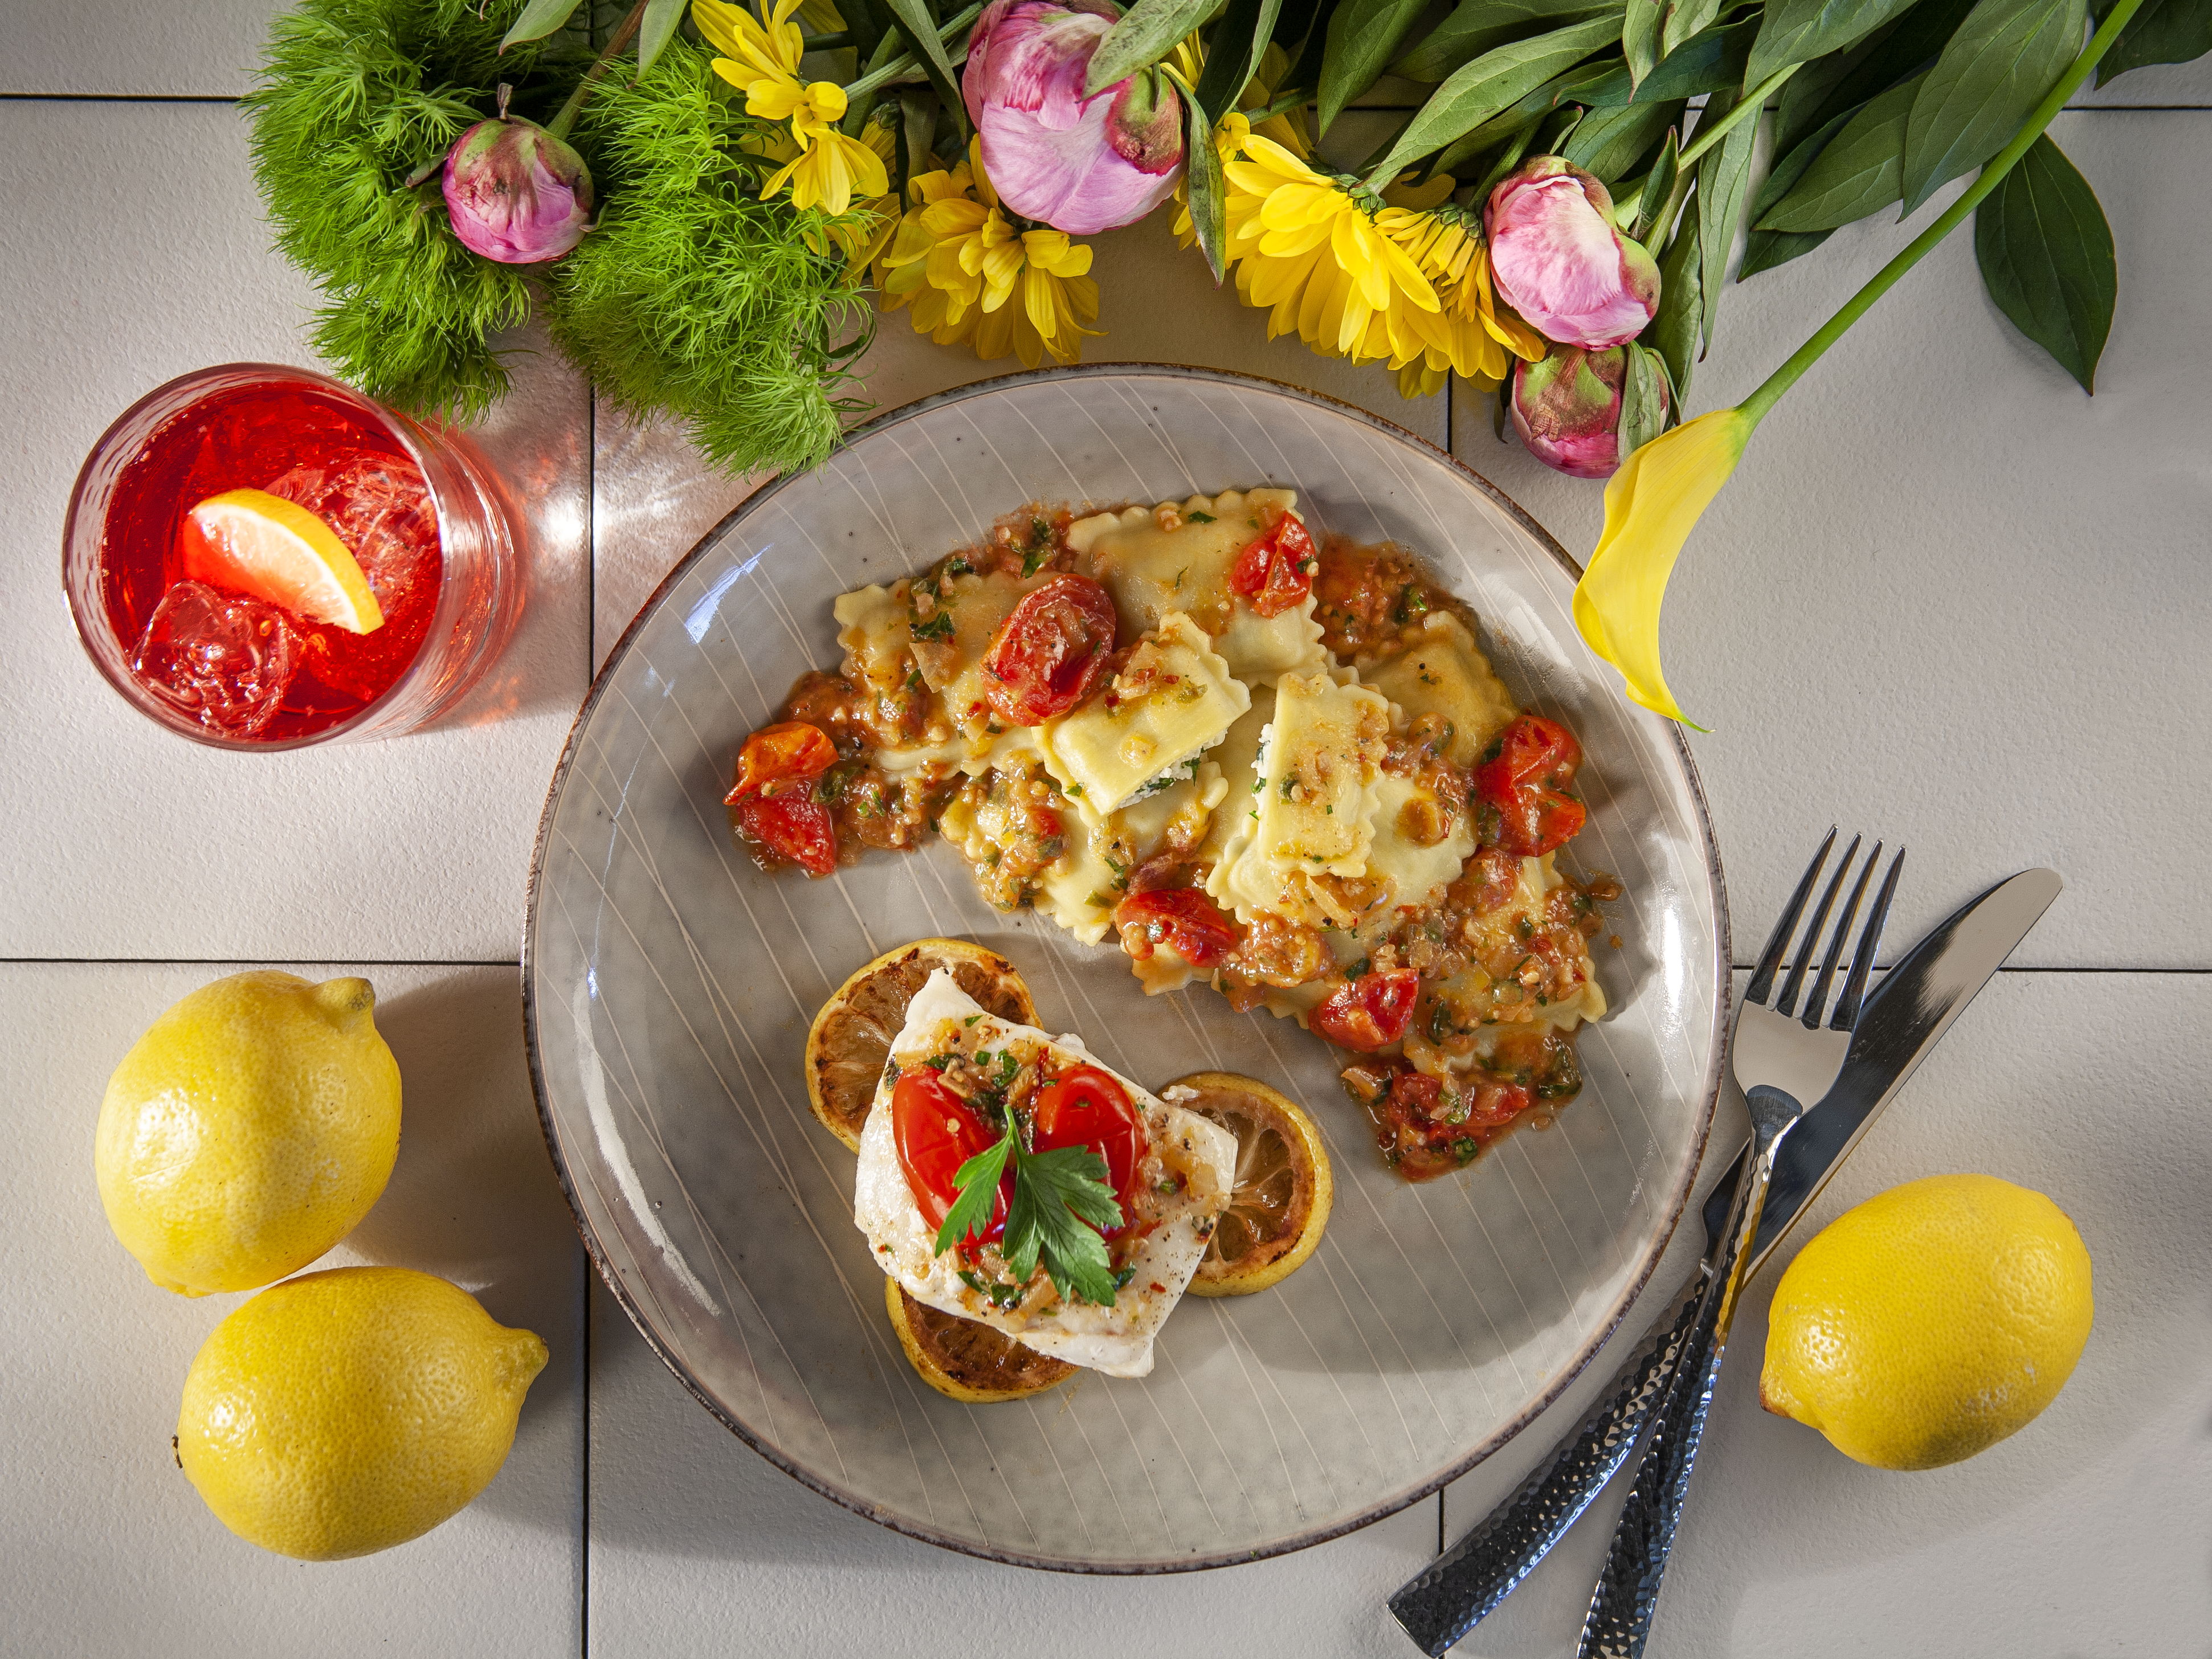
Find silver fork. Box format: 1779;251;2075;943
1575;829;1901;1659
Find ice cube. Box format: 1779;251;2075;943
266;452;440;620
132;579;301;737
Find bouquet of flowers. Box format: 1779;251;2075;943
247;0;2201;714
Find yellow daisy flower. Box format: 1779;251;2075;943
1378;199;1546;396
692;0;888;215
876;141;1103;369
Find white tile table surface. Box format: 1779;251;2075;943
3;10;2207;1655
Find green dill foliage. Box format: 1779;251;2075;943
244;0;581;420
549;38;874;477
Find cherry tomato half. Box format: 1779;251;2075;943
1030;1064;1149;1237
1113;886;1243;970
891;1066;1010;1246
1311;968;1422;1052
732;792;839;876
1474;715;1587;857
981;574;1119;726
1229;512;1318;619
727;721;836;803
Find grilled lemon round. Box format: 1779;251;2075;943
1168;1072;1333;1297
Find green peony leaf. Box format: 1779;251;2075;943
1773;0;1982;152
1974;132;2115;390
1562;94;1678;181
1899;0;2086;215
1362;12;1621;181
1735;103;1848;277
1395;0;1624;83
1623;0;1663;83
1759;72;1920;231
1650;190;1701;401
1737;225;1835;277
2091;0;2212;84
1195;0;1285;115
1088;0;1218;95
1182;80;1230;283
1693;83;1758;353
1619;341;1673;456
1746;0;1920;87
1316;0;1435;132
1660;0;1725;59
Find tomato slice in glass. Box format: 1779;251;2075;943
732;793;839;876
1229;513;1317;618
891;1067;1010;1245
727;720;836;803
1311;969;1422;1052
981;574;1119;726
1112;887;1242;969
1030;1064;1149;1236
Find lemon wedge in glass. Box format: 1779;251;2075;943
181;487;384;633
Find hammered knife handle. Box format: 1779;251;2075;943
1386;1276;1703;1656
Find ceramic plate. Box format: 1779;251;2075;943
524;365;1728;1572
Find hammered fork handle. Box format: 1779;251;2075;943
1577;1089;1804;1658
1386;1277;1704;1655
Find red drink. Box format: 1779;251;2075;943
66;365;520;748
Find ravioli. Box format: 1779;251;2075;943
1069;489;1300;636
1364;611;1519;767
851;972;1235;1378
1039;613;1249;815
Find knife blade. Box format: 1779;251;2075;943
1386;866;2063;1657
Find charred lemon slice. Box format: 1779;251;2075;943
805;939;1035;1150
1168;1072;1334;1297
883;1277;1075;1403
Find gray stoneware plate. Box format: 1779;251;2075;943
523;364;1728;1572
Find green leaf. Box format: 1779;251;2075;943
1747;0;1920;87
1751;104;1854;218
1195;0;1287;113
1088;0;1216;93
637;0;687;72
1005;1143;1124;1305
1395;0;1623;82
1737;225;1834;277
1619;341;1672;455
2092;0;2212;85
1650;191;1702;399
1623;0;1664;83
1759;72;1920;231
1629;124;1679;240
1563;95;1679;179
1182;83;1230;281
499;0;586;51
934;1130;1014;1257
1974;132;2115;390
884;0;970;124
1576;13;1756;102
1363;13;1622;181
1431;59;1620;173
1317;0;1435;132
1660;0;1725;59
1775;0;1982;151
1694;83;1758;351
1900;0;2086;215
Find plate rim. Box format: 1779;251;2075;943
520;361;1732;1574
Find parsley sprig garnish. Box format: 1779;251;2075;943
934;1120;1125;1306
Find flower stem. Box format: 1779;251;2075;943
1674;60;1801;171
546;0;647;141
1740;0;2146;424
842;3;982;103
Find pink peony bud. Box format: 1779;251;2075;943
1485;158;1660;350
440;117;594;264
963;0;1185;235
1509;346;1647;479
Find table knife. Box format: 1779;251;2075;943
1386;867;2063;1657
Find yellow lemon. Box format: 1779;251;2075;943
1761;1173;2093;1470
177;1266;548;1560
95;971;402;1296
181;488;384;633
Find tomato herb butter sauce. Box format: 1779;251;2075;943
729;491;1618;1183
853;971;1234;1379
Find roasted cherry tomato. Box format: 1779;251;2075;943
1474;714;1586;856
891;1067;1010;1246
727;720;837;802
1229;512;1318;618
1113;886;1243;969
731;794;838;876
981;574;1119;726
1030;1064;1149;1236
1311;968;1422;1052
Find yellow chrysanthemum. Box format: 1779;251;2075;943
876;141;1103;369
693;0;888;215
1377;200;1546;396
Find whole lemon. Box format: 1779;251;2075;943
1761;1173;2092;1470
177;1266;549;1559
95;971;402;1296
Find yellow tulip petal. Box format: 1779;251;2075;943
1573;408;1754;726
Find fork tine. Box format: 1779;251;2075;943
1745;827;1835;1006
1831;846;1905;1031
1803;841;1880;1028
1776;835;1860;1018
